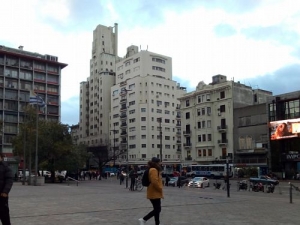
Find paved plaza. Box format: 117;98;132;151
8;178;300;225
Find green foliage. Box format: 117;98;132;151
12;106;89;178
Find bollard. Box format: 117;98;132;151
289;182;292;204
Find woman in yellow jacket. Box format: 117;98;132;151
138;157;163;225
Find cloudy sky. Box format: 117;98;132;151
1;0;299;125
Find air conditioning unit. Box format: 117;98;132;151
218;113;221;116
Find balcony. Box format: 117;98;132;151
183;130;191;136
183;143;192;148
176;123;181;127
120;113;127;118
176;132;181;137
120;122;127;128
176;148;181;153
120;81;127;87
217;125;227;132
176;140;181;145
120;98;127;103
120;131;127;136
176;114;181;120
120;106;127;112
218;139;228;146
120;140;127;145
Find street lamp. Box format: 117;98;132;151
158;118;162;161
226;156;230;197
120;88;132;188
110;123;117;167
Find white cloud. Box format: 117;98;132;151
0;0;299;125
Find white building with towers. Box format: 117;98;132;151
79;23;186;167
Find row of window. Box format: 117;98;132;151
185;91;226;106
197;134;212;142
198;149;213;157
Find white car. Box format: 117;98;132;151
188;177;210;188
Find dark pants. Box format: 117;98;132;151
130;178;135;191
143;198;161;225
0;197;11;225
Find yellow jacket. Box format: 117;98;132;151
146;168;163;199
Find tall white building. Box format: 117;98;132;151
110;45;186;165
79;24;186;168
79;23;119;146
178;75;272;165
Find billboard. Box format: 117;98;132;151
270;118;300;140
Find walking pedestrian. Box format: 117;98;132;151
138;157;163;225
0;153;13;225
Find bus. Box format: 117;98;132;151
186;164;233;179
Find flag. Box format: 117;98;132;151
29;90;45;108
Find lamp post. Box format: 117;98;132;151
110;123;117;167
226;156;230;198
121;88;132;188
158;118;162;161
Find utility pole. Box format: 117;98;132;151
159;118;162;161
111;123;116;167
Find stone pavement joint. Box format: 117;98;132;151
9;179;300;225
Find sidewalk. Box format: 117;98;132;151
9;178;300;225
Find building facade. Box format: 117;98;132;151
79;24;119;147
268;91;300;179
179;75;272;165
233;103;269;173
0;45;67;171
110;46;186;165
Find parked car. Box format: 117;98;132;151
168;176;189;187
188;177;210;188
249;176;279;185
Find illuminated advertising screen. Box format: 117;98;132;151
270;118;300;140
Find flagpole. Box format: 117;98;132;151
34;104;39;186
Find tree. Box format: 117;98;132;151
12;107;89;182
87;140;125;176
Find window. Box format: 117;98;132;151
198;150;202;157
207;107;211;115
157;109;162;113
220;105;226;112
165;136;170;140
141;135;146;139
208;134;212;141
197;121;201;129
186;100;190;107
202;134;206;141
202;108;205;115
152;58;165;64
207;120;211;128
152;66;165;72
197;109;201;116
165;145;171;149
141;117;146;121
141;108;146;112
133;57;140;63
202;121;206;128
198;135;201;142
198;96;201;103
125;61;130;66
129;109;135;114
203;149;207;157
165;119;170;123
165;110;170;114
141;144;146;148
186;112;190;119
206;94;210;101
141;126;146;130
208;149;212;156
220;91;225;99
129;101;135;106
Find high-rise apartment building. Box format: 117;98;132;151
79;24;119;146
110;45;186;165
0;45;67;161
179;75;272;165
